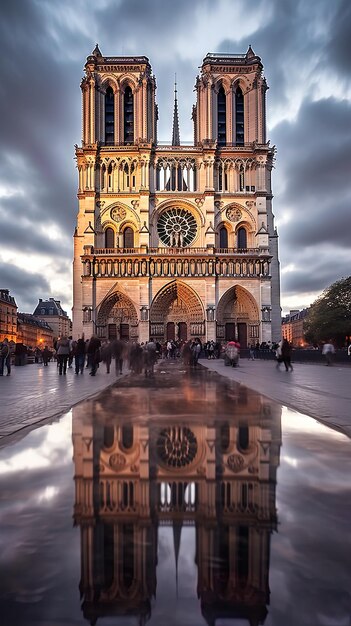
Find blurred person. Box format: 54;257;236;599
101;340;112;374
74;337;86;374
56;335;70;375
42;346;52;366
281;338;293;372
322;340;335;366
87;335;101;376
111;338;125;375
0;338;11;376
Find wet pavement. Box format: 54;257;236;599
203;357;351;440
1;358;351;447
0;361;124;448
0;361;350;626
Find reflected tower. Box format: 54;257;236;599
72;376;281;624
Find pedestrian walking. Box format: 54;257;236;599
111;339;125;375
322;341;335;366
74;337;86;374
42;346;52;366
101;340;112;374
86;335;101;376
0;338;11;376
275;340;283;369
56;336;70;375
281;339;293;372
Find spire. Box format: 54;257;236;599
172;75;180;146
173;521;182;598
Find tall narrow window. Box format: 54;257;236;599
108;163;113;189
105;86;114;145
237;227;247;249
236;87;244;145
123;227;134;248
217;86;226;146
105;228;114;249
219;226;228;249
239;164;244;191
124;86;134;144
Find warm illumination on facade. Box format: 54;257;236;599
0;289;17;342
73;46;281;345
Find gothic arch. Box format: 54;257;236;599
217;285;259;323
101;76;119;93
97;290;138;327
231;76;250;94
213;76;231;95
119;75;138;93
220;202;257;230
102;201;141;227
150;280;204;323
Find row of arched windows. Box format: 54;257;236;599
104;83;244;146
217;85;244;146
105;85;134;145
105;226;134;249
219;226;247;249
104;225;247;249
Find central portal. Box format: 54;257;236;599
150;281;204;343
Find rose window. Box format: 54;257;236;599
156;426;198;468
157;208;197;247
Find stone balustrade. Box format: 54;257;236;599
82;247;271;279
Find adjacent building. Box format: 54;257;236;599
0;289;17;342
282;308;309;347
17;313;54;348
73;46;280;346
33;298;71;341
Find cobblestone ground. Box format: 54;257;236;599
0;361;121;447
1;356;350;447
201;357;351;439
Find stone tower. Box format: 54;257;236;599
72;45;280;345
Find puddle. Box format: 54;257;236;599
0;367;350;625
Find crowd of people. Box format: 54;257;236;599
1;334;349;378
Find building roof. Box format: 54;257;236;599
33;298;68;318
17;313;53;331
0;289;17;307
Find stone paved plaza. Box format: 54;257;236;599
1;356;350;447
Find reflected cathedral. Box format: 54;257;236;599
72;373;281;625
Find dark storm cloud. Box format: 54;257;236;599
0;262;50;312
0;0;85;238
324;0;351;77
0;0;350;312
271;97;351;299
218;0;336;109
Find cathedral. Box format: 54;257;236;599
72;45;280;345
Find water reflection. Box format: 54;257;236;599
72;373;282;625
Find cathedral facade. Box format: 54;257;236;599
72;45;280;345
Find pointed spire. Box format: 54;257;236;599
172;74;180;146
173;521;182;598
92;43;102;58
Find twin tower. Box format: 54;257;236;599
72;45;280;345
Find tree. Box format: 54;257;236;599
304;276;351;347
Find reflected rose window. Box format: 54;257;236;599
156;426;197;467
157;208;197;247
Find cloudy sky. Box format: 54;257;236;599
1;0;350;317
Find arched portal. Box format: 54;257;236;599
97;291;138;340
150;281;205;342
216;286;260;347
